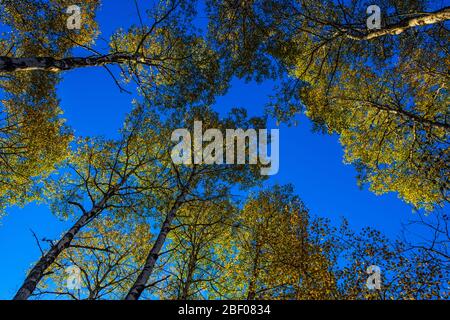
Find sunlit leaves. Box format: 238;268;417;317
207;0;449;209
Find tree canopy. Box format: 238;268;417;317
0;0;448;301
207;0;449;210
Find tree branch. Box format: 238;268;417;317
345;7;450;40
0;53;158;73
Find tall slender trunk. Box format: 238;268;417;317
0;53;152;72
333;96;450;130
345;6;450;40
247;246;261;300
180;246;198;300
13;191;116;300
13;208;100;300
125;194;186;300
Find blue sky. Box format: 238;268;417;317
0;1;437;299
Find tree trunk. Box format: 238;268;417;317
13;207;102;300
0;53;152;73
333;96;450;130
180;246;199;300
247;246;261;300
346;6;450;40
12;188;118;300
125;194;186;300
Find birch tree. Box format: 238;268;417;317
124;106;267;300
207;0;450;210
13;107;175;300
151;200;237;300
0;0;225;212
32;216;153;300
0;0;99;212
218;185;337;300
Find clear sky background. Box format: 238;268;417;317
0;1;439;299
